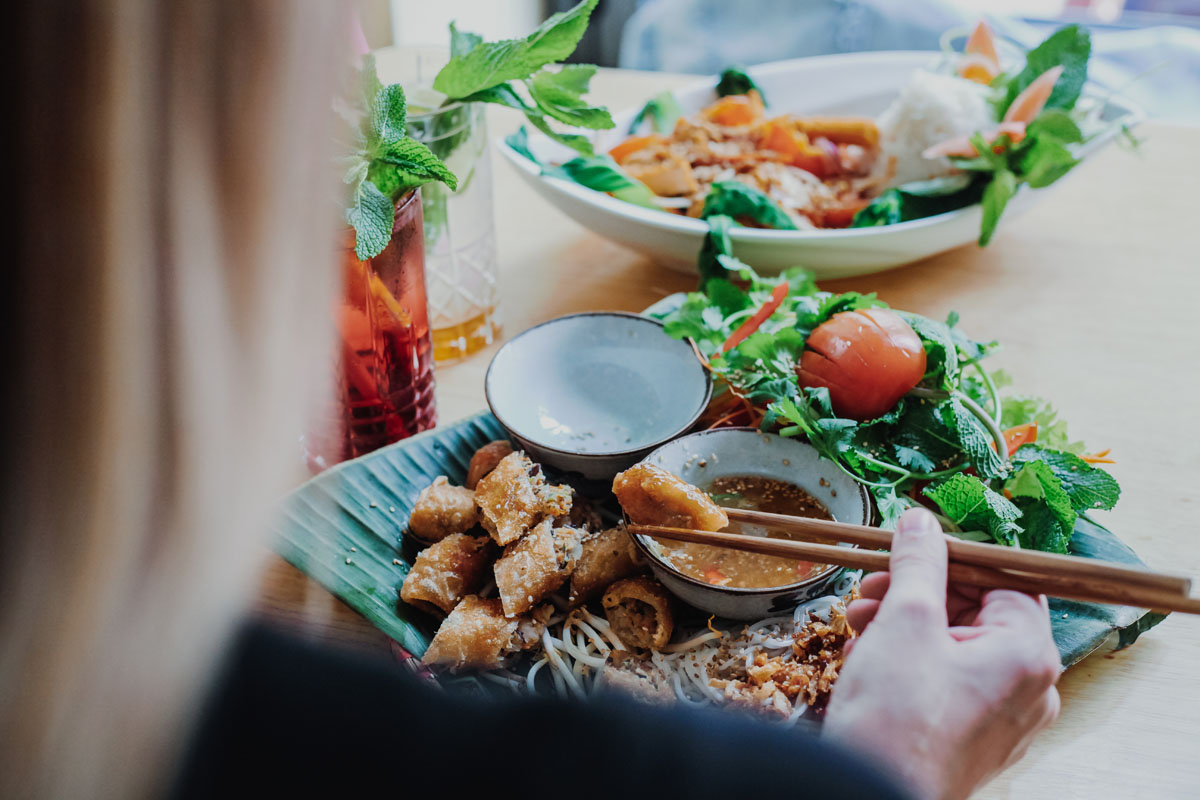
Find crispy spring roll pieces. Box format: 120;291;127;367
569;527;645;607
465;440;514;490
422;595;551;671
602;576;675;651
408;476;480;543
612;463;729;531
494;519;585;617
475;451;573;546
400;533;496;615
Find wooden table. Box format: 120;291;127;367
258;63;1200;798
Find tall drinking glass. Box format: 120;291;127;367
407;88;501;363
308;190;437;468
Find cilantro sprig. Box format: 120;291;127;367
651;220;1121;552
342;57;457;260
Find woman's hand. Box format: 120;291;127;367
823;508;1061;800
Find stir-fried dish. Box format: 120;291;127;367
609;93;885;229
509;20;1121;245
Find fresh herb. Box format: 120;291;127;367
433;0;612;156
947;25;1094;245
628;91;684;135
507;126;658;209
852;175;985;227
716;66;767;104
700;181;798;230
997;24;1091;118
342;57;457;260
651;218;1121;552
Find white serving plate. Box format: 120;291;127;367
496;51;1141;279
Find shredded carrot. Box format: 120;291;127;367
706;616;726;637
1081;449;1115;465
722;282;789;352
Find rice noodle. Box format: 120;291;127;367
474;578;860;724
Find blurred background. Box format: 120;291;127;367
361;0;1200;122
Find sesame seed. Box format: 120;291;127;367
345;558;353;565
350;547;357;552
369;501;377;508
389;506;396;513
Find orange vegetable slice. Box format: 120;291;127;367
1003;65;1064;124
704;90;764;127
609;134;666;165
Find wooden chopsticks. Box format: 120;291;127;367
627;512;1200;616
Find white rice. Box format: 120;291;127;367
876;70;995;186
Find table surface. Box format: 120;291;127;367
257;62;1200;799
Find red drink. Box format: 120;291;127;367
311;191;437;466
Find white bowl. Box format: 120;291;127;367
629;428;872;620
484;312;712;480
497;51;1142;279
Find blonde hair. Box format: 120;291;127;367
2;2;344;796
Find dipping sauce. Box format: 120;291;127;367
653;475;832;589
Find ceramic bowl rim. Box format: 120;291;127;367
629;427;873;596
483;311;714;459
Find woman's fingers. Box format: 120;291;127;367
875;508;949;631
846;598;881;633
859;571;890;600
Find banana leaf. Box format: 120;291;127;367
270;412;1165;671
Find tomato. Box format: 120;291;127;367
796;308;927;420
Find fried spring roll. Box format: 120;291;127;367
408;476;480;543
794;116;880;148
400;533;495;615
493;519;584;617
421;596;550;671
568;527;645;607
474;451;573;546
612;463;728;531
602;576;675;651
465;440;514;490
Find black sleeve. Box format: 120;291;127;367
170;621;913;800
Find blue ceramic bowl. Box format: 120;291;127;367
484;312;712;481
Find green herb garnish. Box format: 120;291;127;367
700;181;798;230
716;66;767;104
650;218;1121;552
433;0;612;156
342;56;457;260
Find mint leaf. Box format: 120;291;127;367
546;154;656;207
938;396;1007;479
433;0;598;98
449;22;482;57
1013;497;1072;554
527;65;614;130
925;473;1023;546
1000;25;1091;116
1008;460;1076;553
979;169;1017;246
369;84;409;152
346;179;395;260
716;66;766;104
897;312;959;387
1013;445;1120;513
375;137;459;194
700;181;798;230
628;91;683;135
